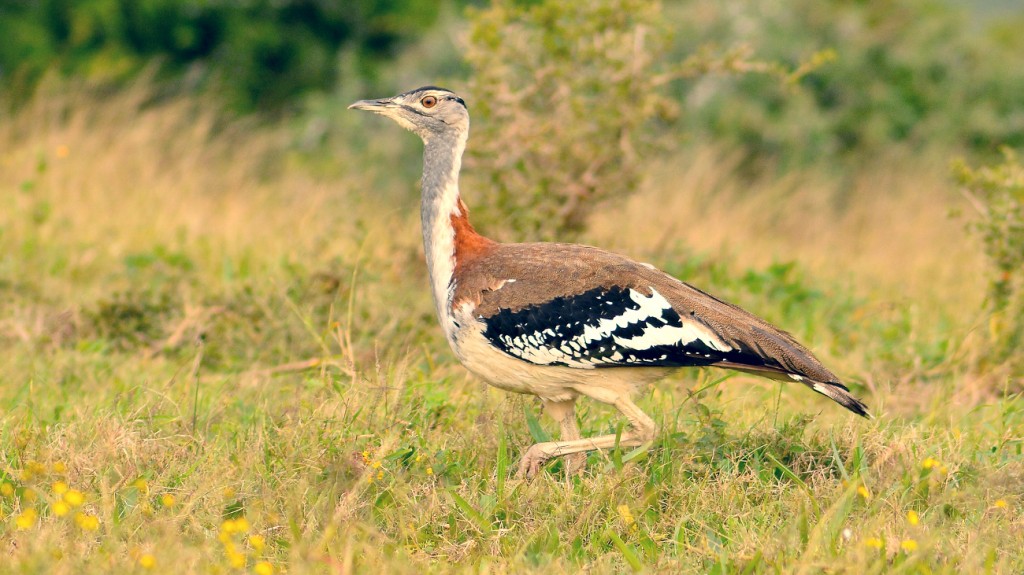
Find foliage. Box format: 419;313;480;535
953;148;1024;370
461;0;822;239
0;0;449;112
670;0;1024;172
461;0;676;239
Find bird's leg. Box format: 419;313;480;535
516;393;656;479
540;399;587;475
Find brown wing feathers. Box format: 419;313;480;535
657;275;870;417
455;243;870;417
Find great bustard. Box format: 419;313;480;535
350;86;869;477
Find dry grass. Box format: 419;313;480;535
591;146;986;311
1;85;1021;573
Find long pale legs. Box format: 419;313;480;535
516;391;656;478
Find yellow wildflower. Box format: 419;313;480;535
994;499;1008;509
226;549;246;569
921;457;939;470
864;537;884;549
53;500;71;516
16;508;38;530
17;462;44;482
616;504;636;530
371;460;382;469
83;515;101;530
857;485;870;500
1;483;14;497
249;534;266;552
907;510;920;525
161;494;176;508
426;467;433;476
138;554;157;569
222;517;249;534
254;561;274;575
51;462;67;474
64;489;85;507
134;479;149;494
52;481;69;495
75;512;100;531
222;487;236;499
900;539;918;553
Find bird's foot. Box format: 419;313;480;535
516;443;552;479
515;443;587;478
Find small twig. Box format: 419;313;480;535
145;305;224;359
198;356;352;384
190;336;205;435
257;357;323;376
959;187;990;217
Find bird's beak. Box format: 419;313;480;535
348;98;394;112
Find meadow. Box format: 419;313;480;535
0;79;1021;574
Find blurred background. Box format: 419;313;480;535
2;0;1021;382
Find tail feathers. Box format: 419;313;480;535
805;379;871;418
711;361;871;417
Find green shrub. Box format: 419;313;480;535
953;148;1024;371
670;0;1024;172
461;0;675;239
461;0;812;239
0;0;448;112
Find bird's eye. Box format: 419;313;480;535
421;96;438;108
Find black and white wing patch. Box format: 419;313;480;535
480;286;736;369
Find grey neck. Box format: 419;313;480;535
420;134;465;229
419;132;468;334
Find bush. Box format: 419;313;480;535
0;0;447;112
461;0;811;239
953;148;1024;371
670;0;1024;172
461;0;676;239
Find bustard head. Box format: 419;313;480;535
349;86;468;141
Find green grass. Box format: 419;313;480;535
1;88;1022;573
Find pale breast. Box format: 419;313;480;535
450;302;669;402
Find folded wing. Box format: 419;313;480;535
462;243;869;417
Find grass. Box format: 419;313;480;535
1;85;1022;573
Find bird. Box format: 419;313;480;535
349;86;869;478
